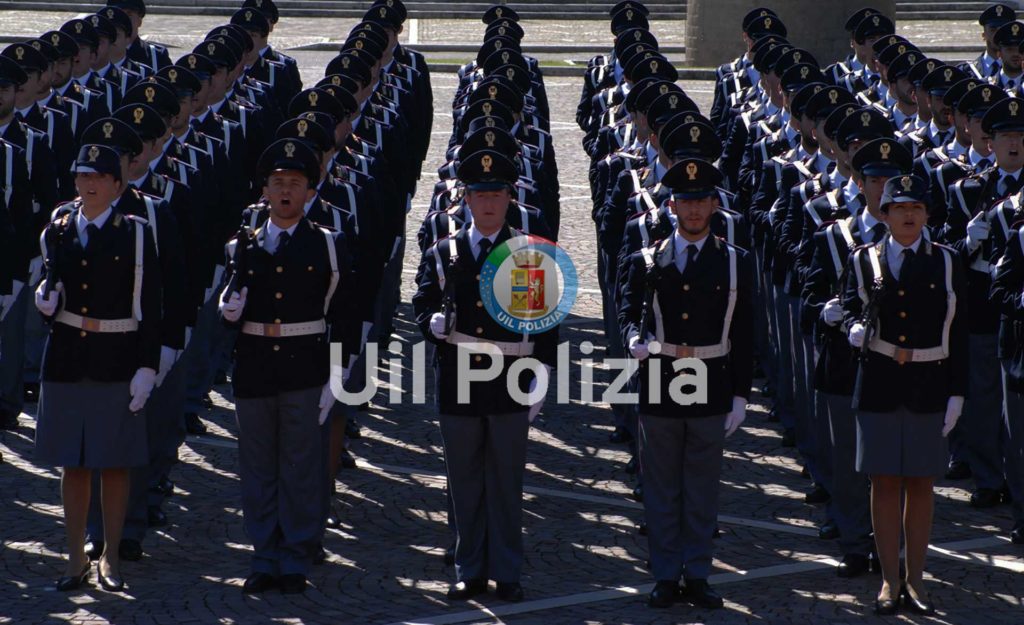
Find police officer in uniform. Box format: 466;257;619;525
220;138;361;594
619;158;753;609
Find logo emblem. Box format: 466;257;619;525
297;119;308;137
168;68;178;82
800;66;809;79
1015;23;1021;36
207;42;216;55
379;6;387;17
309;91;319;106
998;5;1004;16
659;84;669;95
102;122;113;139
1011;100;1020;116
480;235;577;335
908;53;916;65
686;161;698;180
668;94;679;109
488;85;498;99
879;141;891;160
506;67;515;80
14;47;23;60
245;9;253;20
901;176;913;191
872;16;880;26
828;89;839;104
133;107;145;124
982;87;992;102
501;51;510;63
51;33;60;46
765;17;772;29
485;130;496;147
284;141;296;158
690;125;701;143
31;41;40;51
482;102;493;114
861;111;872;127
144;86;155;103
187;55;197;69
88;145;100;162
494;40;503;50
626;9;634;20
496;7;503;17
481;154;493;173
793;51;801;63
943;68;953;82
649;59;658;73
634;30;642;41
485;116;496;128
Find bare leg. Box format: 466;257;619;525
870;474;904;601
99;468;130;579
902;476;935;599
61;467;92;577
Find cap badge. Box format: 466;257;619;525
879;142;891;160
765;17;772;29
686;162;698;180
51;33;60;46
144;86;155;103
496;8;503;17
1011;100;1020;116
485;116;495;127
828;89;839;104
634;30;642;41
481;154;493;173
102;122;113;138
284;141;296;158
14;47;24;60
309;91;319;106
133;107;145;124
482;102;493;114
659;84;669;94
485;130;496;146
872;16;880;26
689;125;701;143
207;42;216;55
943;68;953;81
649;59;658;73
297;119;308;137
982;87;992;102
168;68;178;82
793;51;801;63
668;94;678;109
800;66;809;79
998;6;1005;16
501;51;510;63
861;111;872;127
1014;23;1021;36
488;85;498;99
88;145;100;162
74;22;83;33
341;56;350;68
626;9;634;21
901;176;913;191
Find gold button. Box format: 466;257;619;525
899;311;907;318
273;345;280;352
81;307;88;314
80;331;87;338
898;335;906;343
114;256;119;261
475;327;483;334
682;313;689;320
247;270;254;276
474;355;482;363
308;265;314;271
276;266;283;273
898;289;905;296
81;283;88;290
274;318;281;323
81;259;87;267
683;284;690;291
275;292;283;300
476;300;483;308
475;274;481;281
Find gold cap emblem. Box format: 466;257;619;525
828;89;839;104
133;107;145;124
14;47;23;60
144;86;155;103
284;141;296;158
485;130;496;147
481;154;493;173
686;162;698;180
879;141;891;159
102;122;113;138
309;91;319;106
88;145;100;162
689;125;701;143
488;85;498;99
482;102;493;114
901;176;913;191
297;119;308;137
861;111;872;126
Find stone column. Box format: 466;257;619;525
685;1;896;67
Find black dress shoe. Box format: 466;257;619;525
185;413;207;436
818;520;839;540
1010;524;1024;545
800;466;810;479
326;505;341;529
312;545;327;565
636;521;647;536
781;428;796;447
683;579;724;609
624;456;638;474
23;382;40;402
805;484;831;505
279;574;307;594
970;488;1002;509
874;594;899;615
447;578;488;600
84;540;104;561
339;448;357;469
648;580;679;608
836;553;870;578
609;426;633;445
495;582;524;602
944;460;972;480
632;484;643;502
151;477;175;497
242;572;278;594
56;563;91;591
97;563;125;592
443;544;455;566
147;506;167;527
119;539;143;562
345;419;362;439
766;406;779;422
900;585;935;616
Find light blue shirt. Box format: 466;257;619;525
886;234;922;279
76;207;112;248
672;232;709;274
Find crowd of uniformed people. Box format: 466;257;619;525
1;0;1022;616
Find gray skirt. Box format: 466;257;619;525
855;408;946;477
35;380;148;469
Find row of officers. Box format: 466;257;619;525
575;1;1024;615
9;0;436;597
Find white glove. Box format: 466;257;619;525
429;312;449;339
220;286;247;323
34;281;62;316
128;367;157;412
154;346;176;387
724;396;747;437
628;333;650;361
942;395;965;437
318;381;335;425
848;322;866;348
966;212;990;251
822;297;844;326
527;364;552;422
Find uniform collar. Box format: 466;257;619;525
860;208;883;233
76;206;113;240
673;231;709;255
842;178;861;205
969;147;991;167
887;234;923;256
265;219;299;250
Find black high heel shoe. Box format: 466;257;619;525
97;560;125;592
56;563;91;592
874;586;899;615
901;584;935;615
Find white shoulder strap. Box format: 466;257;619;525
142;194;159;256
322;227;339;315
718;244;739;349
133;220;145;321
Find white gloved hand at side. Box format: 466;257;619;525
822;297;844;326
724;396;747;437
966;212;990;251
429;312;449;339
628;333;650;361
848;322;866;348
154;346;176;387
129;367;157;412
220;286;247;322
34;281;62;316
942;395;965;437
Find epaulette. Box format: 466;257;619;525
122;213;148;226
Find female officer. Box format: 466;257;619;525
34;143;161;592
842;154;967;615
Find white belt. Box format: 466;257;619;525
56;311;139;333
446;330;535;356
655;341;731;359
868;336;947;364
241;319;327;338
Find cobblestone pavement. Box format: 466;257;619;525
1;11;1023;625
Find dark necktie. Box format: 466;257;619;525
992;60;1002;78
275;231;291;255
681;243;698;278
477;237;492;262
935;130;949;146
977;158;992;171
870;223;887;244
899;248;915;282
1004;174;1021;196
85;223;99;250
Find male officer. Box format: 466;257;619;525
619;158;753;609
991;21;1024;92
964;4;1016;79
220;138;360;595
413;150;559;603
107;0;172;73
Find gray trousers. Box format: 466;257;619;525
963;334;1007;491
598;244;635;435
439;411;530;584
771;286;796;429
185;295;236;415
752;247;778;392
1002;365;1024;526
236;386;325;576
375;228;407;348
824;393;872;556
0;287;29;416
640;412;726;582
